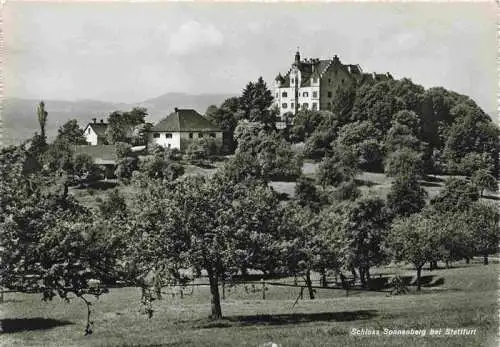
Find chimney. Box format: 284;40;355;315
92;118;96;124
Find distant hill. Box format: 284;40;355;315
1;93;235;147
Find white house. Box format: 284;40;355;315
83;118;108;146
148;108;222;151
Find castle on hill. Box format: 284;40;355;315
273;50;393;122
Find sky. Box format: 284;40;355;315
2;1;497;112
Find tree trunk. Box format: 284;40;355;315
350;267;357;280
305;270;315;300
321;269;327;288
365;267;371;281
359;267;366;288
207;268;222;319
465;257;470;264
429;260;437;271
416;266;422;291
483;253;489;265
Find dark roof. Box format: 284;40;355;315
85;123;108;138
74;145;117;164
150;108;221;132
278;59;332;88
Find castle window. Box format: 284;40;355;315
189;133;194;139
153;133;160;138
282;92;288;98
328;78;332;84
165;133;172;138
313;91;318;98
312;103;318;110
282;103;288;109
303;92;309;97
328;91;333;98
342;79;345;84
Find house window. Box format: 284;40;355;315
275;93;278;98
313;91;318;98
328;91;333;98
303;92;309;97
165;133;172;138
209;133;216;138
88;128;91;134
328;79;332;84
313;77;318;83
312;103;318;110
342;79;345;84
153;133;160;138
282;92;288;98
189;133;194;139
291;103;294;109
199;133;204;138
282;103;288;109
168;144;171;148
302;103;309;110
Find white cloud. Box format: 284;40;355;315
168;21;223;55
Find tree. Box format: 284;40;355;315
389;213;443;290
334;197;388;287
0;146;121;334
57;119;87;145
43;138;75;173
471;169;497;197
106;108;148;144
295;176;323;212
234;121;302;181
303;114;339;159
336;121;384;171
384;148;424;180
37;101;48;142
97;189;128;220
186;138;220;160
430;177;479;213
239;77;276;130
290;110;326;142
205;98;240;153
466;202;499;265
316;146;358;187
442;104;499;175
126;174;287;319
137;153;184;182
73;154;102;187
386;177;427;218
284;204;342;297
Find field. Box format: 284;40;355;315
4;159;497;346
1;261;498;346
68;160;500;212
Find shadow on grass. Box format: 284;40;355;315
354;179;378;187
482;194;500;201
419;181;442;188
195;310;378;329
0;318;73;333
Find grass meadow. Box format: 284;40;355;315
3;160;498;346
1;260;498;346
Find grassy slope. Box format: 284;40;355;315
1;262;498;346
